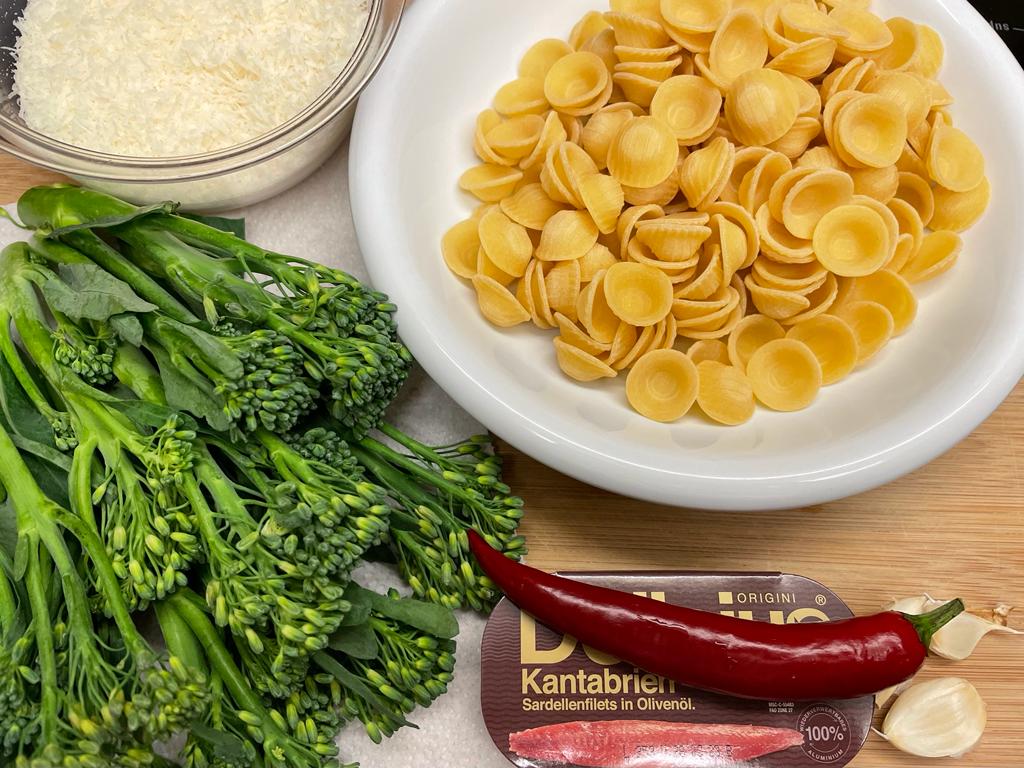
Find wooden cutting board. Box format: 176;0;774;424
1;157;1020;767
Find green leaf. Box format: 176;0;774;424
22;452;70;508
41;201;178;239
150;346;231;432
339;582;374;627
189;722;251;762
41;264;157;321
0;353;55;446
109;314;144;346
312;652;416;730
182;213;246;240
9;434;73;473
362;586;459;639
107;399;197;432
328;623;379;660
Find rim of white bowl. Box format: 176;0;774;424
350;0;1024;511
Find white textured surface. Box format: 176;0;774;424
0;145;507;767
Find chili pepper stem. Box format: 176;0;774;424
901;598;965;649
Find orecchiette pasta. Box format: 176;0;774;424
444;0;988;424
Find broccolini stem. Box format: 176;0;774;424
0;309;64;424
25;551;59;744
58;230;198;323
357;436;470;503
155;599;208;675
113;343;168;405
0;555;15;629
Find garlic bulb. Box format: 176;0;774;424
888;595;1020;660
881;677;987;758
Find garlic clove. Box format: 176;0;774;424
881;677;987;758
874;679;911;709
888;595;1020;661
932;610;1021;661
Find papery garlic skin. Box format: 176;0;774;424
882;677;987;758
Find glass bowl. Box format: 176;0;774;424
0;0;404;211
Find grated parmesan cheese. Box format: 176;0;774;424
13;0;369;157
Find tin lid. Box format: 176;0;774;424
480;571;872;767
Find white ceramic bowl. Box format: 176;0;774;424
350;0;1024;511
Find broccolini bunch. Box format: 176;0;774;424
0;185;527;768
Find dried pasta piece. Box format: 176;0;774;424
555;312;611;356
614;42;683;63
738;151;792;214
478;247;517;286
930;178;991;233
473;274;531;327
569;11;611;50
781;272;839;325
885;233;916;274
727;314;786;373
751;257;826;292
833;94;907;169
604;261;675;325
582;26;620;75
831;6;892;60
622;158;685;207
579;243;619;282
894;172;936;227
755;204;814;264
679;136;735;210
612;71;663;108
542;141;598;207
649;75;722;144
602;11;668;49
926;124;986;193
527;259;556;328
536;209;600;262
786;314;858;385
520;39;575;79
778;3;849;44
848;164;899;204
635;219;712;262
577;270;622;343
626;349;700;421
812;204;891;277
441;219;481;279
494;77;549;117
578;173;626;234
544;51;612;112
767;116;822;159
835;300;894;364
485;114;547;162
458;163;525;203
545;259;583;320
520;111;569;170
851;194;899;259
478;207;534;277
606;321;640;367
501;183;567;230
675;244;725;300
607;116;681;188
766;37;837;79
725;68;800;147
660;0;730;34
613;323;658;370
915;24;945;79
688;339;731;365
709;9;769;85
696;361;756;425
862;71;931;135
721;146;771;203
779;168;855;239
474;109;515;166
901;230;962;284
745;275;811;320
873;17;920;72
796;145;844;171
554;337;618;381
710;213;749;284
582;105;640;169
746;339;822;411
843;269;917;334
617;203;666;254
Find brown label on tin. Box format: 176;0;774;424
480;572;872;768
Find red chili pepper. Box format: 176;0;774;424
468;530;963;701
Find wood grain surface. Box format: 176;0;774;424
2;156;1020;767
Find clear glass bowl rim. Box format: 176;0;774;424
0;0;405;182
